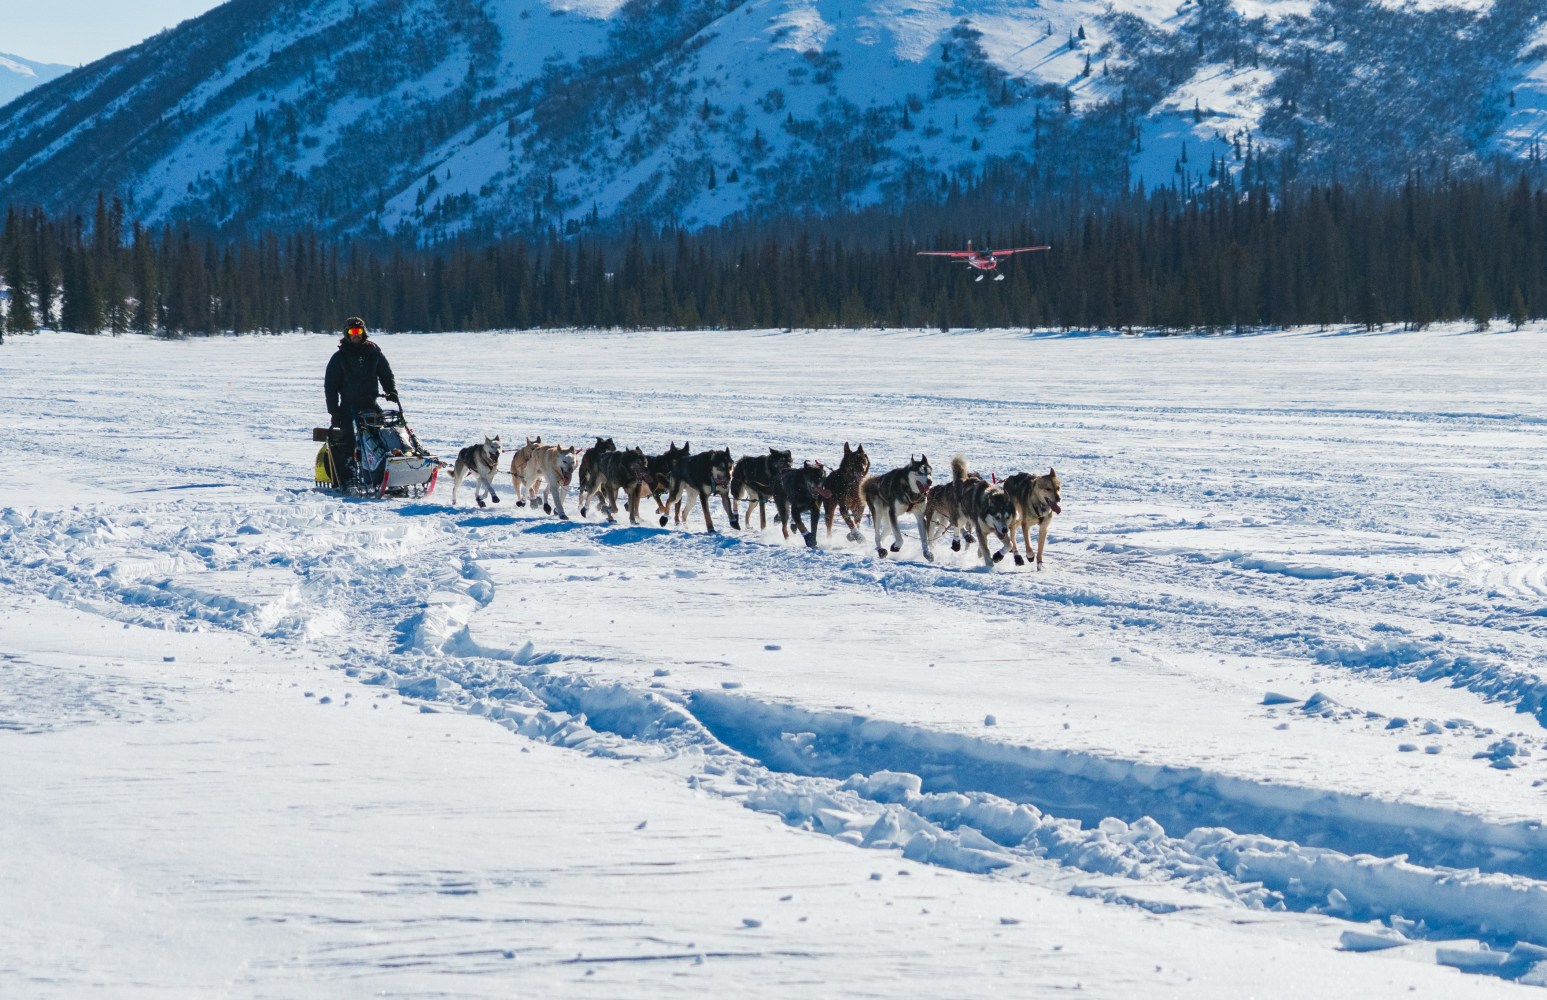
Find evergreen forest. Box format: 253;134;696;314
3;170;1545;338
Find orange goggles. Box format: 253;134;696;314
346;326;365;336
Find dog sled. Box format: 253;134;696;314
312;403;443;499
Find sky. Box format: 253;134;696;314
6;0;225;66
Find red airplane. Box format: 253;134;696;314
917;241;1050;280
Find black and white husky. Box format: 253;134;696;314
450;435;502;507
667;447;741;533
639;441;692;524
731;448;793;530
861;455;932;560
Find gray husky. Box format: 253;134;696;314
924;455;1015;569
773;460;829;548
450;435;502;507
576;437;615;503
580;445;649;523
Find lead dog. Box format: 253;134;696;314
774;461;830;548
861;455;932;560
531;442;577;519
507;435;544;506
1002;468;1062;569
821;442;869;541
450;435;502;507
668;447;740;533
732;448;793;530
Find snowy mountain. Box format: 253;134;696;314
0;0;1544;239
0;51;72;108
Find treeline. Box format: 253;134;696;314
3;173;1545;337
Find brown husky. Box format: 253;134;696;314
923;455;981;555
1002;468;1062;569
821;442;869;541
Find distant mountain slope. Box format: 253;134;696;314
0;52;72;108
0;0;1543;239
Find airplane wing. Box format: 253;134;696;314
916;250;976;257
989;245;1052;257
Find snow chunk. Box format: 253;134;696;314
1338;927;1407;952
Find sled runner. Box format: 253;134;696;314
313;403;442;499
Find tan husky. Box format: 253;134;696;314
1002;468;1062;569
507;436;545;506
531;443;577;519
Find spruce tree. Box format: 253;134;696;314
1471;273;1493;331
2;209;36;333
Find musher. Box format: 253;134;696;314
324;316;397;483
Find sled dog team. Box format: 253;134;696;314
451;436;1062;569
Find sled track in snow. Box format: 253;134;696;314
689;692;1547;881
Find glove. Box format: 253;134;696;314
384;391;400;403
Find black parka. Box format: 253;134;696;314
324;336;396;418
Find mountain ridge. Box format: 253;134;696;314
0;51;74;109
1;0;1543;239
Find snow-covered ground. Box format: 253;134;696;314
3;323;1547;996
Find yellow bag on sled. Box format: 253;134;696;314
315;444;337;486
